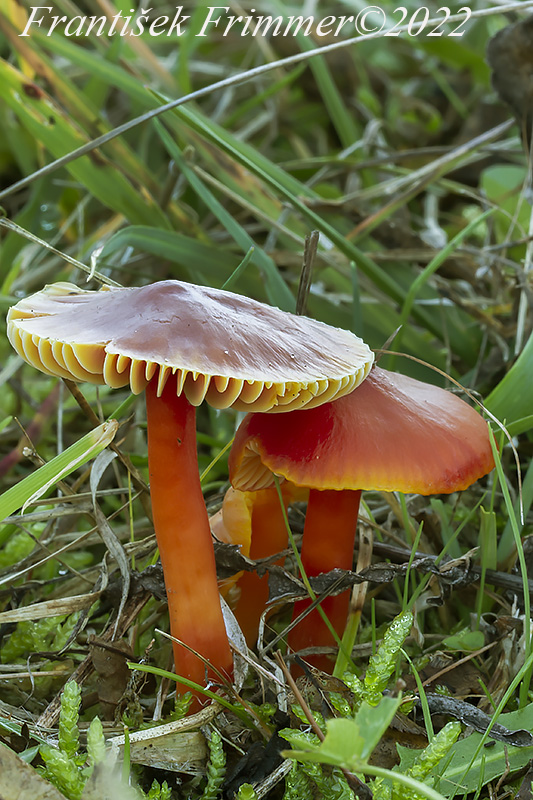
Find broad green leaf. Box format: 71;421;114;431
481;164;530;236
485;327;533;427
442;630;485;652
355;699;402;762
0;417;13;435
418;37;490;82
283;698;401;771
313;718;368;768
505;415;533;437
407;704;533;794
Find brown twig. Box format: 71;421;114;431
296;230;319;316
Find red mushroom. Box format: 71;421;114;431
229;365;495;670
211;483;307;645
7;280;373;700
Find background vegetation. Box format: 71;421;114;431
1;0;533;797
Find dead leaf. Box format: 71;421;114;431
89;639;133;720
0;744;67;800
515;760;533;800
416;695;533;746
108;702;219;774
487;15;533;147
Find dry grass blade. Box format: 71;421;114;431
0;592;103;624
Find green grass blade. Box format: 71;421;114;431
497;456;533;562
99;226;245;287
0;420;118;521
489;428;531;705
391;208;495;361
270;6;359;148
173;104;456;345
153;120;295;310
0;59;169;228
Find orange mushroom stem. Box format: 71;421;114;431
146;380;232;693
229;366;495;671
228;489;289;645
212;484;307;645
290;488;362;668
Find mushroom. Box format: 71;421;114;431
229;365;495;670
6;279;373;699
211;483;307;645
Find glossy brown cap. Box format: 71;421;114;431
7;281;374;412
229;366;495;494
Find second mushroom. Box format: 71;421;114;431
229;365;495;670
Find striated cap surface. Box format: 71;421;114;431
7;280;374;411
229;366;495;493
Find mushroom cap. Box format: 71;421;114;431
229;366;495;494
7;281;374;412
